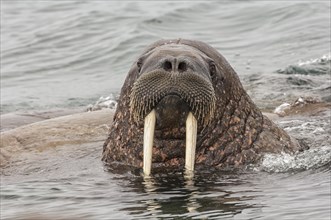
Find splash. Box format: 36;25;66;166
255;105;330;172
255;146;331;173
87;95;118;111
277;54;331;75
297;54;331;67
273;96;321;116
273;102;291;116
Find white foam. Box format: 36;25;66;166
256;146;331;173
87;95;118;111
298;53;331;67
273;103;291;116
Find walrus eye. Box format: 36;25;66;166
137;60;143;72
209;61;217;77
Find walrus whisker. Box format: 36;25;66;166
129;69;216;125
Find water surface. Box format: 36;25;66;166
1;1;330;219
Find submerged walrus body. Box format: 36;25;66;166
102;39;301;173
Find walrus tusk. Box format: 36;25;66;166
143;110;197;176
185;112;198;173
143;109;156;176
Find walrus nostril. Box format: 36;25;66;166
163;61;172;71
178;62;187;72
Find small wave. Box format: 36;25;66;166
277;54;331;75
273;102;291;116
297;54;331;66
272;96;323;116
255;146;331;173
87;95;117;111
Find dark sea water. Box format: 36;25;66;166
1;1;330;219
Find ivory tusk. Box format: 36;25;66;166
143;109;156;176
185;112;198;173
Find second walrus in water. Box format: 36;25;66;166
102;39;302;175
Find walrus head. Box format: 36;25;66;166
130;44;217;127
102;39;300;175
129;44;218;175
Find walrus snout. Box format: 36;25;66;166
130;50;217;175
154;94;190;129
130;66;216;175
130;70;216;126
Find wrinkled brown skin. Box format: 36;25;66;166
102;39;301;170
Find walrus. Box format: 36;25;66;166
102;39;302;175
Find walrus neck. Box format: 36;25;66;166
195;93;264;166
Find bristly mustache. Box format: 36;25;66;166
130;70;216;127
